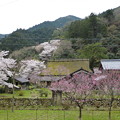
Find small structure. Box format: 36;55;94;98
15;77;29;89
100;59;120;71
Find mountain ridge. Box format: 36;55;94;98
28;15;81;31
0;15;81;52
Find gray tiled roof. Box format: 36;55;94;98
39;75;65;82
15;77;29;83
101;59;120;70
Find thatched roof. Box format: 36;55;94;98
39;75;65;82
41;59;91;76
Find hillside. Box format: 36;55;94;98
113;6;120;22
0;34;6;39
0;6;120;63
0;15;80;52
28;15;80;31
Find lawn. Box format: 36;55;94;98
0;109;120;120
0;88;52;98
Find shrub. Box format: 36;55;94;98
18;91;24;96
39;89;48;97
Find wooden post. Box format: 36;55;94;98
52;90;62;105
12;77;15;112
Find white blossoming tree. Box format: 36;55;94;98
18;60;46;80
0;51;16;88
39;40;60;59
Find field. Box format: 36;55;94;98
0;109;120;120
0;88;120;120
0;88;52;98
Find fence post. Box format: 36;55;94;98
47;110;48;120
64;110;65;120
36;109;37;120
92;110;94;120
7;109;8;120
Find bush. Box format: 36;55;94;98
18;91;24;96
38;89;48;97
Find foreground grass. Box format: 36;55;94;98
0;109;120;120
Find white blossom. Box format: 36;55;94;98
0;51;16;88
19;60;46;78
39;40;60;57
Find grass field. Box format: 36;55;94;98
0;109;120;120
0;88;52;98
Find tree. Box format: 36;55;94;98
9;46;39;61
89;13;98;38
101;36;120;59
67;13;107;39
0;51;16;88
50;72;94;120
94;71;120;120
68;19;90;39
18;60;46;79
52;40;75;59
103;9;114;24
77;43;108;70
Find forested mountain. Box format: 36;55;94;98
0;6;120;70
51;6;120;69
28;15;80;31
0;34;6;39
0;15;80;52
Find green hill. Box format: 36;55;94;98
28;15;80;31
0;15;80;52
0;34;6;39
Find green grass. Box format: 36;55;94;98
0;88;52;98
0;109;120;120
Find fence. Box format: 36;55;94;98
0;98;120;120
0;109;120;120
0;98;120;108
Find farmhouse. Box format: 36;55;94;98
94;59;120;81
100;59;120;71
33;59;92;87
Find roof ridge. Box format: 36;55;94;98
48;59;89;62
101;59;120;62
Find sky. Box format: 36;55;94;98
0;0;119;34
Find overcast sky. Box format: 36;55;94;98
0;0;119;34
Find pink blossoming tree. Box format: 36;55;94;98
50;72;94;120
94;71;120;120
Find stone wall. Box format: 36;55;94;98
0;98;120;109
0;98;52;109
84;99;120;108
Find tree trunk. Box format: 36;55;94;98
108;98;114;120
78;106;82;120
12;77;15;112
108;107;112;120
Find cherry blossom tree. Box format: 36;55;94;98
94;71;120;120
39;40;60;60
0;51;16;88
50;72;94;120
18;59;46;81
